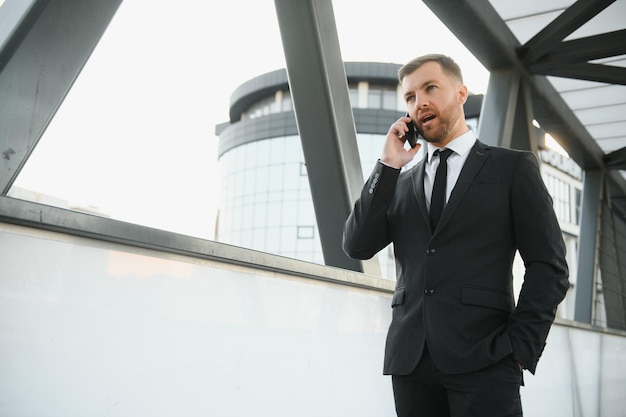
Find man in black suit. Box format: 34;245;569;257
343;54;569;416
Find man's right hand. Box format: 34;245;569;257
380;115;421;169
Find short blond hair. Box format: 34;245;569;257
398;54;463;84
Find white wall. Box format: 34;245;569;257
1;223;625;417
0;225;393;417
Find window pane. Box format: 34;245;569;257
368;88;382;108
382;88;397;110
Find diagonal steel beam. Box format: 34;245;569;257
605;147;626;170
0;0;122;195
528;62;626;85
540;29;626;62
519;0;616;64
273;0;380;274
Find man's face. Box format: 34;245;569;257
401;61;468;147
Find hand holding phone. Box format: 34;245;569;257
384;114;420;168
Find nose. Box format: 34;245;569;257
415;91;428;108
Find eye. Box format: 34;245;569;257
426;85;437;92
405;95;415;103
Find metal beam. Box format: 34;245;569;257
605;147;626;170
538;29;626;63
477;68;520;148
423;0;601;167
528;62;626;86
273;0;379;274
519;0;616;64
477;68;538;152
0;0;122;195
575;169;603;324
422;0;626;211
511;79;539;153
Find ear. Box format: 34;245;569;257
457;84;468;105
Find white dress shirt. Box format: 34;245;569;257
424;130;477;210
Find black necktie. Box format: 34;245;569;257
430;148;453;230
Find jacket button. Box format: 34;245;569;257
424;289;435;295
426;248;436;255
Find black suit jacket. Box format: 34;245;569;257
343;140;569;375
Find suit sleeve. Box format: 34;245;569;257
343;161;400;260
508;152;570;374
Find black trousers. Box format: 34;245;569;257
391;347;523;417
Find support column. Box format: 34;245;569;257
478;68;520;148
510;80;540;154
274;0;380;274
477;69;539;153
574;169;603;323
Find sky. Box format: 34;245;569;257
11;0;490;240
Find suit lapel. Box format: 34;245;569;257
436;141;490;232
411;158;430;227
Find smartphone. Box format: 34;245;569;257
405;113;418;148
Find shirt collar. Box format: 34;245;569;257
427;130;477;163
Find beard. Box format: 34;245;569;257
417;102;463;144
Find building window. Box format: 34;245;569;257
367;85;399;110
244;94;288;120
368;88;381;108
382;89;397;110
545;173;579;226
348;86;359;108
575;188;582;225
282;91;292;112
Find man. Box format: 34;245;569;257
343;54;569;416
